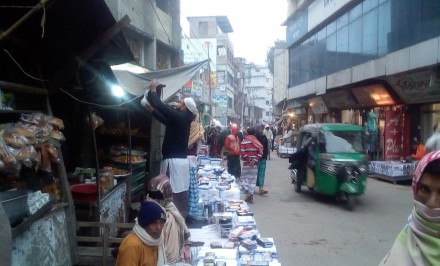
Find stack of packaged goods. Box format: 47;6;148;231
190;199;281;266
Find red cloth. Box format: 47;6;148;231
225;134;240;155
240;135;263;167
411;144;425;160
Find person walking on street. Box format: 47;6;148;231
144;79;198;218
225;123;241;180
379;150;440;265
207;127;220;158
270;126;276;152
116;201;167;266
240;127;263;203
256;124;269;195
263;124;273;159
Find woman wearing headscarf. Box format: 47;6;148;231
147;174;191;265
187;118;205;221
240;127;263;203
379;150;440;265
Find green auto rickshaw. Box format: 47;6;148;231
289;123;368;211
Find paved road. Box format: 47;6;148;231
247;151;414;266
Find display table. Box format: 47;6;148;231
368;161;417;184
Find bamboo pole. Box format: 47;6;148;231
0;80;48;95
0;0;56;43
50;15;131;87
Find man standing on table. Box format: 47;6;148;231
145;79;198;218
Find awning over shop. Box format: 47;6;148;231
0;0;135;90
112;60;210;101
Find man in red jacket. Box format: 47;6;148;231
225;124;241;180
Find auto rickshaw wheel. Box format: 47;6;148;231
294;173;302;193
345;194;355;211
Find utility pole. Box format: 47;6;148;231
205;41;212;125
240;72;245;129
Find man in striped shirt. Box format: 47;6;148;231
240;127;263;203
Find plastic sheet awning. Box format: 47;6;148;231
112;60;209;101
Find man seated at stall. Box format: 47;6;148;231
116;201;167;266
407;138;426;162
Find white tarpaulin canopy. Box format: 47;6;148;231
112;60;209;101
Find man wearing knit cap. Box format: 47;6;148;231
144;79;197;218
116;201;167;266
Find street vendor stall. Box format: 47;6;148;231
0;84;77;265
189;158;282;265
277;131;298;158
0;0;136;264
369;161;416;184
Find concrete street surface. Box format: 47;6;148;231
247;151;413;266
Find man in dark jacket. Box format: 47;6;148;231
145;79;197;217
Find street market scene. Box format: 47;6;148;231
1;0;440;265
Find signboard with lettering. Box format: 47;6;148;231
384;109;403;161
387;69;440;104
286;9;308;47
308;0;356;31
182;38;217;68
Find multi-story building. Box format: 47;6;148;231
105;0;182;69
184;16;239;127
244;64;274;125
283;0;440;160
105;0;183;176
273;48;289;118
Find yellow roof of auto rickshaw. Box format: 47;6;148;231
300;123;364;133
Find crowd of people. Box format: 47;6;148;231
120;79;440;265
116;80;278;265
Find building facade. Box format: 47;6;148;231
283;0;440;160
244;64;274;125
184;16;239;127
105;0;182;69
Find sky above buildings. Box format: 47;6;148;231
180;0;286;66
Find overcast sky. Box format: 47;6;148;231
180;0;286;66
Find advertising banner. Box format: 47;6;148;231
384;109;403;161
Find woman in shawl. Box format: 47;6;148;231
379;150;440;265
187;118;205;221
147;174;191;265
240;127;263;203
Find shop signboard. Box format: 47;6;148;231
387;69;440;104
212;95;228;108
384;108;403;161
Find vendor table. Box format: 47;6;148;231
368;161;416;184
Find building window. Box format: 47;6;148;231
228;97;233;108
266;100;270;105
266;111;270;116
287;0;440;87
199;22;208;36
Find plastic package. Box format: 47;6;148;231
99;166;114;195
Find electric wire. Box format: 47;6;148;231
3;49;49;82
148;0;172;45
3;48;144;108
57;87;143;107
